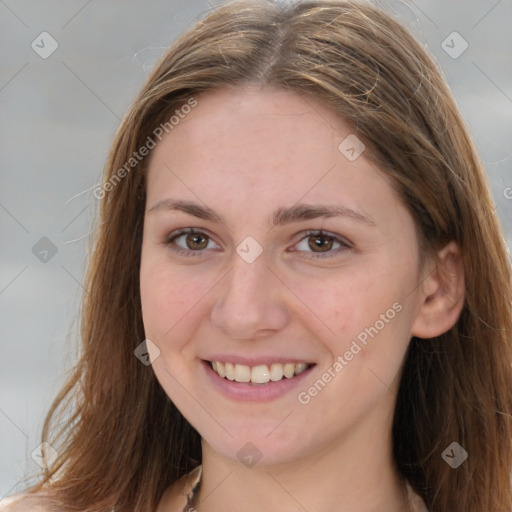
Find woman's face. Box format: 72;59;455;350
140;86;426;466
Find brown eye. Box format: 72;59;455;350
185;232;209;250
293;230;351;259
308;234;334;252
167;228;219;256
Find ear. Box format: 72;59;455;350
411;241;465;339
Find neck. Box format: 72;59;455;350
195;403;411;512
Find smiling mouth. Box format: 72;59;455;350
209;361;313;384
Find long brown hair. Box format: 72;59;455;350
24;1;512;510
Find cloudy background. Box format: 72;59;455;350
1;0;511;497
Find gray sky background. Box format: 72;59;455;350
1;0;511;498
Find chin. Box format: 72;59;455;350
200;422;315;468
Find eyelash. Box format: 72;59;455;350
165;228;352;259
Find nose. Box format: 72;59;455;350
210;252;290;340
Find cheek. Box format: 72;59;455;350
140;258;194;339
286;261;396;333
287;259;415;369
139;254;223;351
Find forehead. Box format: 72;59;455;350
145;86;402;228
161;85;345;159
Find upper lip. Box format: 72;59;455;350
203;355;315;366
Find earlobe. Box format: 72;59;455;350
411;241;465;339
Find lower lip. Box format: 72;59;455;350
202;360;315;402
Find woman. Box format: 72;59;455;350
2;1;511;511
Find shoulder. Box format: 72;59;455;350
0;493;52;512
406;483;429;512
156;465;202;512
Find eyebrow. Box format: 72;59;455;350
147;199;377;227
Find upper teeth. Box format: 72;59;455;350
211;361;309;384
